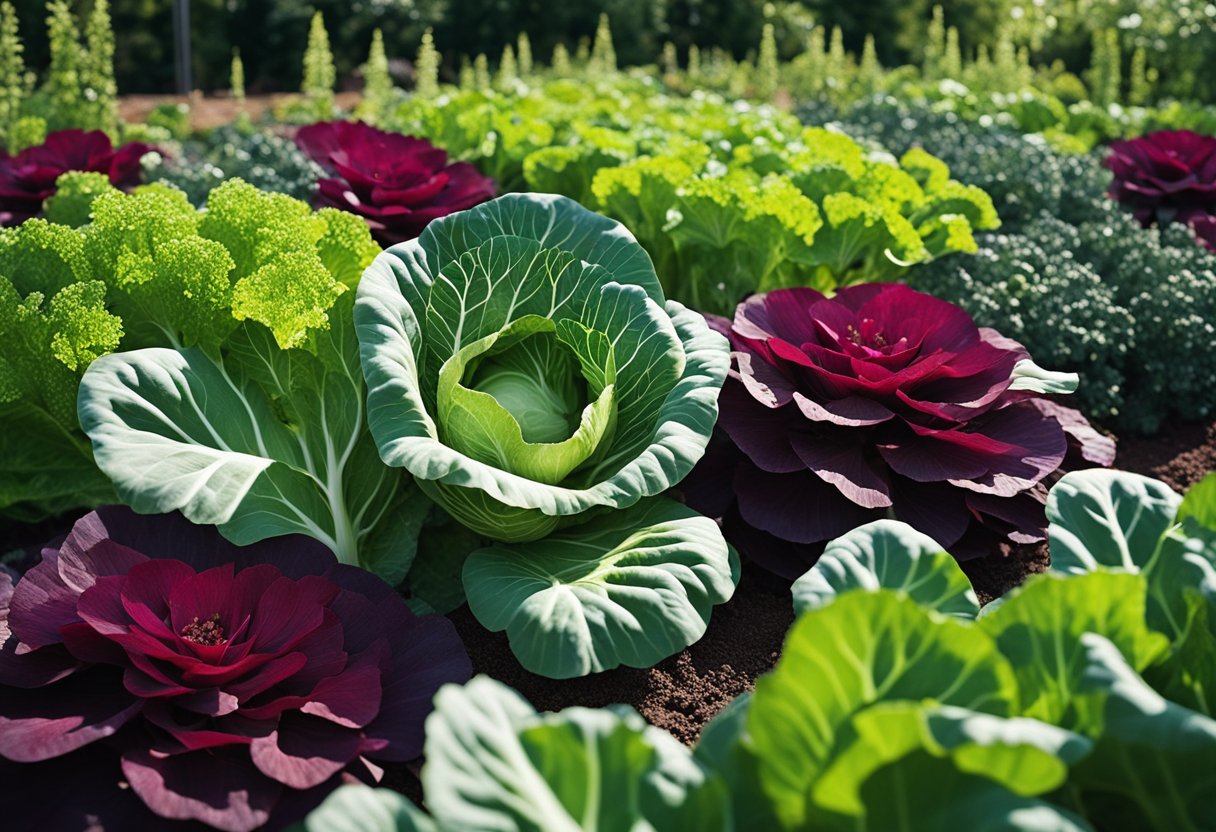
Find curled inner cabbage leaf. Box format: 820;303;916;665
356;192;729;542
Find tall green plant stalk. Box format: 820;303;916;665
516;32;533;77
230;48;250;130
44;0;83;131
0;1;26;150
81;0;117;136
551;42;571;76
415;27;440;98
302;11;335;120
360;28;392;122
591;14;616;74
496;44;517;89
756;23;779;99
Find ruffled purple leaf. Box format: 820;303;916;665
296;121;497;246
1106;130;1216;228
0;507;472;830
688;284;1109;575
0;130;153;226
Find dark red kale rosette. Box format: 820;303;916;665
0;507;471;831
0;129;153;226
295;121;497;246
1105;129;1216;228
682;284;1114;578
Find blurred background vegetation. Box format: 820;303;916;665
7;0;1216;102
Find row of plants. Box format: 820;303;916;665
302;466;1213;831
10;463;1206;829
0;8;1213;832
313;464;1209;832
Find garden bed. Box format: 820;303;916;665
451;416;1216;742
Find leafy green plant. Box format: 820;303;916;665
356;192;738;676
72;179;422;578
697;467;1216;831
390;80;995;316
302;11;336;122
0;179;416;572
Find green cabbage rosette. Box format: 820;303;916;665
355;192;728;541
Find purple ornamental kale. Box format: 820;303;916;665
295;121;497;246
0;507;471;831
683;284;1114;578
1106;129;1216;228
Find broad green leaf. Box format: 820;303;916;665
1047;470;1216;640
811;702;1092;827
462;498;738;678
358;482;433;587
748;591;1017;829
850;754;1094;832
1069;634;1216;832
419;191;664;304
1047;470;1181;575
792;519;979;619
979;571;1169;725
422;675;730;832
1179;473;1216;532
299;785;435;832
0;401;115;521
78;298;409;574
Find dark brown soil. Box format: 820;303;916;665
449;568;795;745
451;417;1216;743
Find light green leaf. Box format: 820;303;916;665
1179;473;1216;532
811;702;1092;826
1070;634;1216;832
792;519;979;619
748;590;1017;829
300;785;435;832
1047;470;1216;641
979;571;1169;726
1009;358;1080;395
462;497;738;678
436;316;616;486
422;675;730;832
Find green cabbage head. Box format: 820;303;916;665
355;193;729;541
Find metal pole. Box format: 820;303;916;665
172;0;192;94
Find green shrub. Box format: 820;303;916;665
914;229;1132;423
145;125;324;205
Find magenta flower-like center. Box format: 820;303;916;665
179;612;226;646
